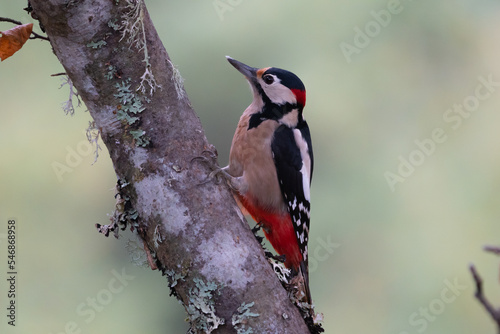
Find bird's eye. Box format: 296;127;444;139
263;74;274;85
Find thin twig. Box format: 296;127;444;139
0;17;22;25
484;246;500;255
0;17;49;41
470;263;500;330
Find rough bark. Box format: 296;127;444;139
28;0;311;333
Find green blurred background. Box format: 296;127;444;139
2;0;500;333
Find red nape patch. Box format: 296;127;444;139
291;88;306;107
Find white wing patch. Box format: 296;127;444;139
293;128;312;201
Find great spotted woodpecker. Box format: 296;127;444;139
218;56;314;304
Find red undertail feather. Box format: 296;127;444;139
237;195;302;270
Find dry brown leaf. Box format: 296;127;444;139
0;23;33;61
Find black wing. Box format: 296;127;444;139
271;121;314;266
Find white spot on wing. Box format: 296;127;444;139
299;232;305;243
298;202;310;219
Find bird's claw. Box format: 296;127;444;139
190;149;218;168
265;251;286;264
208;168;225;183
192;149;227;186
251;224;264;244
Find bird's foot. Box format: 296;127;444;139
251;223;265;244
265;251;286;264
191;149;218;170
191;149;227;185
192;151;242;191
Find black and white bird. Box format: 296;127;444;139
217;56;314;303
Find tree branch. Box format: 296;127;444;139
470;246;500;334
28;0;312;333
0;16;49;41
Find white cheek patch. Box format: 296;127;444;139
260;77;297;105
279;109;299;128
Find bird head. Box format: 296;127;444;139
226;56;306;129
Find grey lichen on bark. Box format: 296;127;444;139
28;0;312;333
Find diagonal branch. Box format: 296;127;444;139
28;0;312;333
470;265;500;322
470;246;500;333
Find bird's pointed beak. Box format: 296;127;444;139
226;56;257;79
